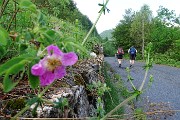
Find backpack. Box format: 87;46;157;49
130;47;136;55
118;48;124;55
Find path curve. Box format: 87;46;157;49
105;57;180;120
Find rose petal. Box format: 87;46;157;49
31;63;45;76
47;45;63;56
39;71;55;86
54;66;66;79
61;52;78;66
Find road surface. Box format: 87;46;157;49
105;57;180;120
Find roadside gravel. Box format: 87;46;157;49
105;57;180;120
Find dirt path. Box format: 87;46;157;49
105;57;180;120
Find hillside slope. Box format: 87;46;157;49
100;29;113;39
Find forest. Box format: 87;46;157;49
104;5;180;67
0;0;180;119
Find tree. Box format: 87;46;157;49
149;19;172;53
156;6;179;26
149;6;180;54
130;4;152;59
112;9;135;50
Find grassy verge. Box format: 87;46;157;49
124;53;180;68
152;54;180;68
103;62;131;119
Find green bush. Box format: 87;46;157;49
103;41;116;56
153;53;180;68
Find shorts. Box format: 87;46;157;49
130;54;136;60
117;54;123;59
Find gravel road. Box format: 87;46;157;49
105;57;180;120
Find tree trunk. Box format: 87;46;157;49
142;16;145;59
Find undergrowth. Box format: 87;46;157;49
103;62;131;119
153;53;180;68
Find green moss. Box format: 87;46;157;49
7;98;26;110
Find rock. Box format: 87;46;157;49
23;85;97;118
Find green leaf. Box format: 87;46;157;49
46;30;56;39
38;12;46;26
60;37;76;43
0;1;3;6
3;60;27;92
25;47;38;56
54;98;68;111
3;76;18;93
42;33;53;44
19;0;37;12
0;47;5;58
0;27;8;46
175;39;180;47
38;28;54;44
0;54;33;75
66;42;88;54
27;97;39;106
98;3;104;6
24;32;33;41
28;61;40;89
19;44;28;53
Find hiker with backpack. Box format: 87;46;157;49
116;47;124;67
128;46;137;67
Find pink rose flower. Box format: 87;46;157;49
31;45;78;86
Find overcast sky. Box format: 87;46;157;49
73;0;180;34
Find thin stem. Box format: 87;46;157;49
138;69;148;91
129;79;136;90
14;0;17;29
101;93;138;120
38;82;53;97
138;52;150;91
127;68;137;90
38;86;41;95
0;0;10;18
81;0;109;46
42;98;54;105
11;105;30;120
7;8;19;31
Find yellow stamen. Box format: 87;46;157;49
46;58;62;72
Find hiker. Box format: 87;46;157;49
116;47;124;67
128;46;137;67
